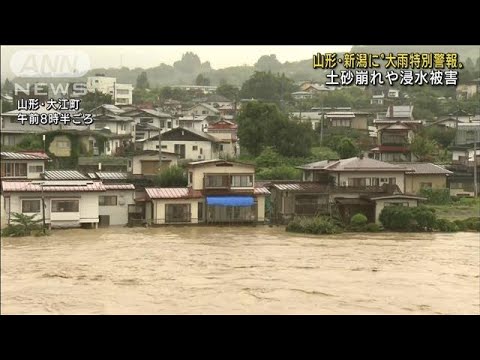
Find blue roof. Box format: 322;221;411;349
206;196;254;207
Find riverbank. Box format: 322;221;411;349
428;200;480;221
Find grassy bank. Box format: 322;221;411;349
427;198;480;221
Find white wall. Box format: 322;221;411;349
99;190;135;225
7;192;100;226
153;199;199;224
87;76;116;93
189;163;255;191
143;140;217;161
257;196;265;222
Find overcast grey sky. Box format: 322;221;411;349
1;45;352;79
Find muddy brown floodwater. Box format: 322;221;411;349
1;226;479;314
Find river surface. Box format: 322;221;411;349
1;226;479;315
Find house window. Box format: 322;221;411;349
165;204;191;223
219;144;224;151
128;160;132;168
167;121;172;129
385;202;409;207
202;110;207;115
51;200;79;212
2;163;29;177
389;177;396;185
420;182;432;189
348;178;367;187
198;202;203;221
231;175;253;187
189;172;193;184
161;145;167;149
200;148;203;155
120;123;127;131
369;177;380;186
29;165;44;173
205;175;229;188
99;196;117;206
22;199;41;213
193;146;198;151
160;120;165;128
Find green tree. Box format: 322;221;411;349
16;134;44;151
254;54;282;72
256;147;283;168
237;101;314;157
410;134;437;161
173;52;202;73
240;71;295;102
136;71;150;89
195;74;211;86
80;90;113;111
153;166;187;187
424;126;456;148
336;137;359;159
216;83;239;101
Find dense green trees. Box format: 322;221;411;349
216;83;239;101
240;71;295;102
237;101;314;157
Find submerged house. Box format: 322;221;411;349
143;159;269;225
268;156;426;224
1;179;136;228
1;180;105;229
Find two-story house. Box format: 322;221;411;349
267;156;425;224
369;119;422;162
184;103;220;119
207;120;239;158
177;115;209;133
136;127;222;161
143;159;269;225
122;108;174;135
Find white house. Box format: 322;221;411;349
177;115;209;133
86;76;133;105
1;151;51;180
1;180;105;229
98;184;136;226
184;103;220;118
136;127;222;161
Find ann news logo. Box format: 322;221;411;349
10;49;91;78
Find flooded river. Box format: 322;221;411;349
1;226;479;314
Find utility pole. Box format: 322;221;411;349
40;181;46;234
158;126;162;173
474;130;478;197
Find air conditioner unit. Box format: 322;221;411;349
198;155;204;160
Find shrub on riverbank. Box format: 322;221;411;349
286;216;343;234
1;213;46;237
435;219;459;232
379;205;436;232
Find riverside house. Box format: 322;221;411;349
143;159;269;225
268;156;426;224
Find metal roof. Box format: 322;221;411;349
1;151;50;160
271;183;330;192
187;159;255;167
43;170;88;180
402;163;453;175
2;181;106;192
326;112;355;118
95;172;129;180
145;187;203;199
254;187;270;195
370;195;427;201
298;157;408;171
103;184;135;190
